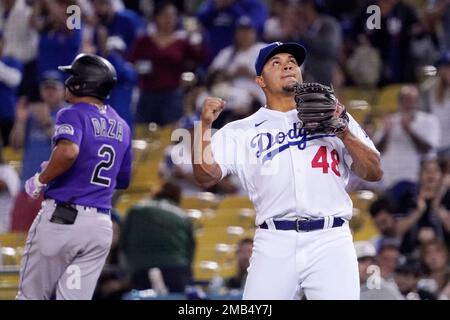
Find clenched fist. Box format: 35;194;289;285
201;97;225;126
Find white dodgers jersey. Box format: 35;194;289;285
211;107;379;226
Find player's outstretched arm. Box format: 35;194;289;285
39;139;79;184
192;97;225;188
338;130;383;182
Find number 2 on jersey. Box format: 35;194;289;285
91;144;116;187
311;146;340;176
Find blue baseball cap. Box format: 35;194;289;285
255;42;307;76
236;15;256;29
40;70;64;87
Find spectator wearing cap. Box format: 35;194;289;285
92;0;144;56
394;258;437;300
374;85;441;189
97;35;138;128
427;51;450;154
129;1;207;125
159;113;241;195
209;15;267;113
0;31;23;146
197;0;268;61
9;71;67;232
354;241;404;300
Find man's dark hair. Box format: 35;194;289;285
395;258;422;277
154;181;182;204
153;1;177;18
378;242;400;255
299;0;324;12
369;196;395;218
419;158;445;173
419;239;449;274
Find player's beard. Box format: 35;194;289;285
282;82;297;94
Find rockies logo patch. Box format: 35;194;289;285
55;124;75;136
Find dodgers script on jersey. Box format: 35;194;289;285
211;107;379;226
44;103;132;209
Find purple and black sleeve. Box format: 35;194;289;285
52;108;83;146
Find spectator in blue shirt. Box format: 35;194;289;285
197;0;268;61
92;0;144;55
0;32;23;145
97;33;138;128
9;70;66;232
32;0;82;79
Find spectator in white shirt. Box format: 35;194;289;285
0;0;39;101
0;137;20;233
209;15;267;108
428;51;450;155
374;85;441;189
0;0;38;64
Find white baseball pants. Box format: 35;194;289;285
243;223;360;300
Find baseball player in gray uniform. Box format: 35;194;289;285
17;53;132;300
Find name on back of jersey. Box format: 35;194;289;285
91;117;124;142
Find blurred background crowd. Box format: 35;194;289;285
0;0;450;300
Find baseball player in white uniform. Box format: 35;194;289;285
192;42;383;299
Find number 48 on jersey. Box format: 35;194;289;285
311;146;341;176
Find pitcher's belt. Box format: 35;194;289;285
259;217;345;232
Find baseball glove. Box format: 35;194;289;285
294;82;349;135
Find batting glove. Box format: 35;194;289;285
25;173;46;199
